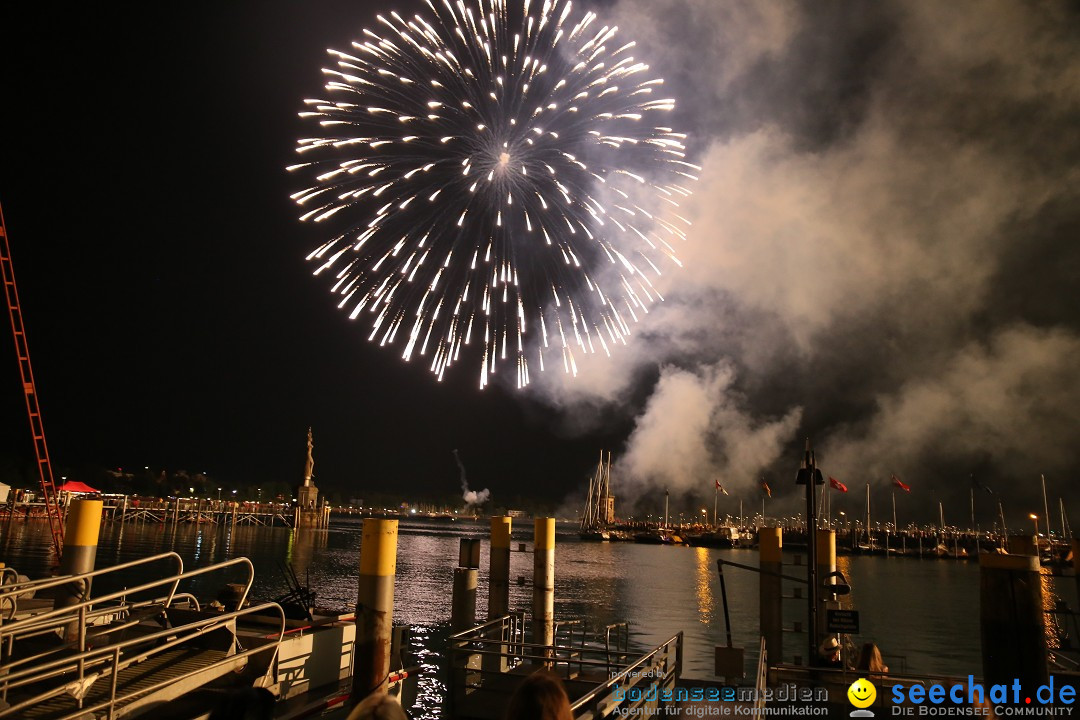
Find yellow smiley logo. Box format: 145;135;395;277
848;678;877;708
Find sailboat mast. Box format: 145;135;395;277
1042;474;1051;540
866;483;872;549
603;452;612;526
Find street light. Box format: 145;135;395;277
216;487;222;502
1030;513;1039;537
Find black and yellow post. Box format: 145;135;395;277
488;516;512;620
759;527;783;663
353;518;398;705
452;539;479;633
56;498;103;643
532;517;555;656
815;529;837;644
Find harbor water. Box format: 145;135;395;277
2;516;1076;718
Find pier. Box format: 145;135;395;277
2;498;298;528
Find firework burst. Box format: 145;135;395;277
289;0;698;388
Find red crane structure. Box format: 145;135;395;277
0;200;65;558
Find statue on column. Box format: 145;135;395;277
303;427;315;487
297;427;320;515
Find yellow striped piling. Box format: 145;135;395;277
488;516;512;620
759;527;783;662
56;499;103;643
815;529;837;649
352;518;398;704
532;518;555;652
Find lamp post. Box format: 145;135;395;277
1030;513;1039;538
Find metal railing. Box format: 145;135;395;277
569;632;682;720
0;555;281;720
448;615;679;719
754;636;767;711
0;552;184;638
0;601;285;719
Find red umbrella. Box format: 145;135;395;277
58;481;99;494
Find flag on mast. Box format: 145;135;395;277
761;479;772;498
891;474;911;492
829;476;848;493
715;479;729;495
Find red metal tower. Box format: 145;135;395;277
0;200;65;558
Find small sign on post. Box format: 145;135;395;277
826;609;860;634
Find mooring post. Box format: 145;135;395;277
488;516;512;619
484;516;513;675
56;498;103;644
759;527;783;663
816;529;837;649
1007;535;1037;556
533;517;555;657
452;539;480;632
980;553;1048;690
352;518;398;705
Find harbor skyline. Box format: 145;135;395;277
1;0;1078;517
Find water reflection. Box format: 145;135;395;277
694;547;714;626
3;518;1080;719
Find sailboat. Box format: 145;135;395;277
580;452;613;541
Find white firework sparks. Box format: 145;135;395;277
289;0;698;389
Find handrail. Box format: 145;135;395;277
0;556;252;640
0;552;184;601
0;601;285;719
569;632;681;714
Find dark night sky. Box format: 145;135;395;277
0;1;627;503
1;1;1078;524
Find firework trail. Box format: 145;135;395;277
290;0;698;388
453;448;491;506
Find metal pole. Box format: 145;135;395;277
759;527;783;663
892;490;897;534
488;516;511;619
532;518;555;655
56;498;103;643
1042;475;1051;540
352;518;398;704
803;445;819;666
713;485;718;528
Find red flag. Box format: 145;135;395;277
892;474;911;492
761;480;772;498
714;479;729;495
829;476;848;493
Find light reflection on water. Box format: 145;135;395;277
2;518;1077;718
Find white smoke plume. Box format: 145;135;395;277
523;0;1080;514
453;449;491;507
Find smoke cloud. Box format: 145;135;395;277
524;0;1080;515
453;449;491;507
